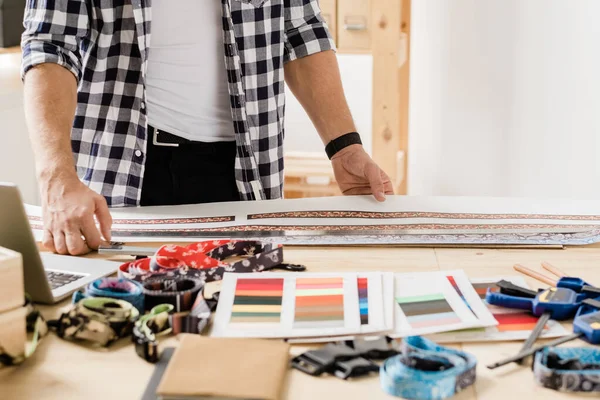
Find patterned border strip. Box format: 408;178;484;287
28;215;235;225
87;223;600;235
247;211;600;221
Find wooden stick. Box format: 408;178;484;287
541;261;566;278
513;264;557;287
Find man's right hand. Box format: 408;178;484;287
41;177;113;255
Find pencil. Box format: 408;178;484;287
541;261;566;278
513;264;557;287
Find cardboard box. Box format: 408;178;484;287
0;306;26;359
0;246;24;314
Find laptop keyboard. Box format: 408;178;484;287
46;271;86;290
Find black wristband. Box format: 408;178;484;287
325;132;362;159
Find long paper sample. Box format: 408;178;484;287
390;270;496;338
25;195;600;245
211;272;391;338
426;276;570;343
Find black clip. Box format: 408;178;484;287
291;343;358;376
274;263;307;272
345;336;399;360
333;357;380;380
132;325;159;363
496;280;538;298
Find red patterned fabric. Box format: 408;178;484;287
118;240;284;283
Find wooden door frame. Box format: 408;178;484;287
371;0;411;194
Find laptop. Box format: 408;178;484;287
0;183;119;304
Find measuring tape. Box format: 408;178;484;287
380;336;477;400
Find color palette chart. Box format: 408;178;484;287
230;278;284;324
396;293;462;329
472;281;542;332
213;272;391;339
391;271;490;338
427;276;570;343
294;277;345;328
358;277;369;325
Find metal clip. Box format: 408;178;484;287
582;286;600;298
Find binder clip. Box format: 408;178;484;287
291;343;358;376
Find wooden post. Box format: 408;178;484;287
371;0;409;194
398;0;411;194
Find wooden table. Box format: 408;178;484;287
2;244;599;400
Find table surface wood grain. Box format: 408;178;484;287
2;244;599;399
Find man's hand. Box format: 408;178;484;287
41;177;112;255
331;144;394;202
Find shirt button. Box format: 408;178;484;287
140;102;145;110
135;150;142;158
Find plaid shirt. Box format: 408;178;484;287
21;0;334;206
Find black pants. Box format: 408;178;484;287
140;138;240;206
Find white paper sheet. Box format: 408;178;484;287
211;272;390;339
390;270;496;338
25;195;600;245
284;272;394;344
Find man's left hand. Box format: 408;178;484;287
331;144;394;202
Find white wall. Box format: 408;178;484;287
409;0;600;199
0;53;39;204
284;54;373;155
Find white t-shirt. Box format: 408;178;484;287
145;0;235;142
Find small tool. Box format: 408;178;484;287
486;282;585;365
487;298;600;369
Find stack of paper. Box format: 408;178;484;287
211;270;498;340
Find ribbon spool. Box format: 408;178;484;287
380;336;477;400
72;278;144;312
132;304;174;363
50;297;139;347
142;278;203;312
118;240;285;283
534;347;600;392
134;278;218;363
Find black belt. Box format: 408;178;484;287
148;125;235;147
149;125;196;146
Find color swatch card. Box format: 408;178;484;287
284;272;395;344
212;272;390;338
390;270;495;338
427;276;570;343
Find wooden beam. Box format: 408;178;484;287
371;0;403;193
398;0;411;194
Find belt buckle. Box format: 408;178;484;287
152;128;179;147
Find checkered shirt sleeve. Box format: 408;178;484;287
21;0;90;82
284;0;336;63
